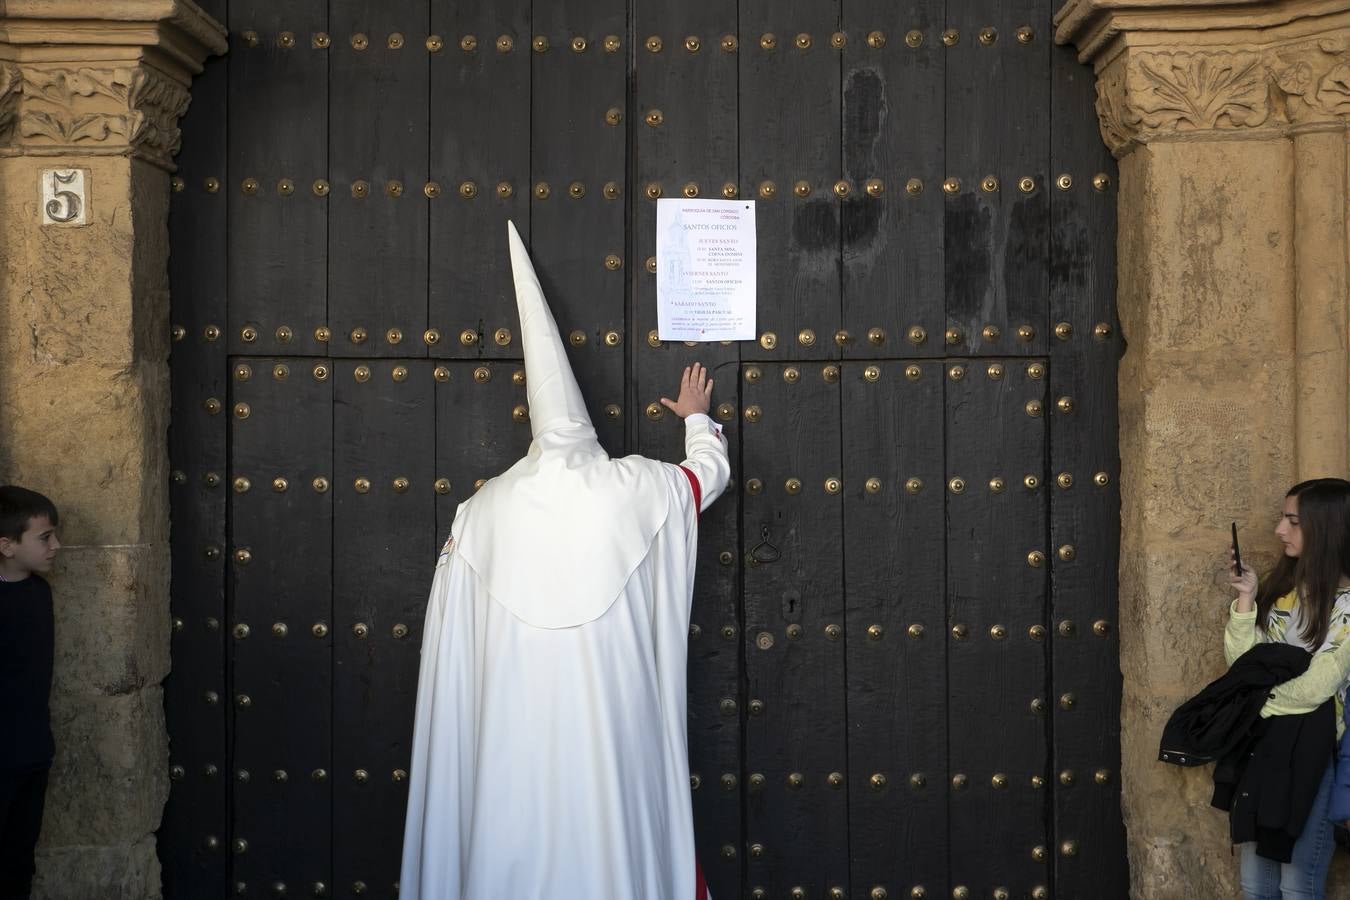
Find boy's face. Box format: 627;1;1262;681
0;515;61;575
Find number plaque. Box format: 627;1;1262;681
41;168;88;226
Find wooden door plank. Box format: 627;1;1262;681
740;0;843;363
228;357;335;895
227;0;329;359
943;0;1050;360
164;47;230;899
331;360;437;894
1048;5;1127;892
428;0;531;362
945;358;1050;898
840;2;945;362
741;361;848;897
841;359;947;898
528;0;628;453
327;1;431;360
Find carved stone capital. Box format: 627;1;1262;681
1055;1;1350;155
0;1;226;170
1269;34;1350;125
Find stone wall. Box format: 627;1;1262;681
1117;140;1300;898
0;153;174;898
0;3;225;897
1057;2;1350;896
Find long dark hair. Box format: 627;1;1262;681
1255;478;1350;649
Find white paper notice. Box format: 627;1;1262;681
656;198;756;341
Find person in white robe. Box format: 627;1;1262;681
399;221;731;900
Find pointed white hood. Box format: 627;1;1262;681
449;223;671;629
507;222;596;442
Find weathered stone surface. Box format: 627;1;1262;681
0;360;169;546
32;835;162;900
42;686;168;848
1116;141;1295;359
0;155;171;548
1107;103;1347;894
47;544;171;696
1119;365;1296;539
1292;128;1349;478
1;157;138;363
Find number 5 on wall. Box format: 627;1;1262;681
41;168;88;226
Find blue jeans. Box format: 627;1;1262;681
1239;763;1335;900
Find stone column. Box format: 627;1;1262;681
0;3;225;897
1292;123;1348;478
1056;3;1350;897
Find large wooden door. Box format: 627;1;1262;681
164;0;1126;897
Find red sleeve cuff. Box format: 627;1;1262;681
678;465;702;519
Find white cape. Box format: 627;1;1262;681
399;457;716;899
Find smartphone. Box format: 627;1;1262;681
1231;521;1243;577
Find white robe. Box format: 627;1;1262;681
400;416;730;899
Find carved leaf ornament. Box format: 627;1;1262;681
1315;62;1350;115
25;66;134;105
0;64;19;143
1127;51;1269;132
1272;38;1350;121
1276;60;1315;97
1094;37;1350;155
1094;67;1135;153
7;66;191;166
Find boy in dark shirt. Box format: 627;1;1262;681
0;487;60;900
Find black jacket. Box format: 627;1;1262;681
1159;642;1335;863
0;575;55;772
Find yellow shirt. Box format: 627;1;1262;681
1225;588;1350;738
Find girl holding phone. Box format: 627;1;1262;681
1226;477;1350;899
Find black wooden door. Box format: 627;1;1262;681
164;0;1126;897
